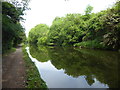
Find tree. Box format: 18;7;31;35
85;5;93;15
2;0;29;53
28;24;49;45
28;1;120;50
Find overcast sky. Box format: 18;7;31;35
22;0;117;37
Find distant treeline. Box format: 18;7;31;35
2;0;29;54
28;1;120;51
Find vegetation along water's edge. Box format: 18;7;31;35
28;1;120;51
22;44;48;88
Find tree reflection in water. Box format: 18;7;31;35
29;44;119;88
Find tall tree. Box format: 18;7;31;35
2;0;30;53
85;5;93;15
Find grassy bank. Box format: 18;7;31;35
22;44;47;88
73;40;108;50
2;48;16;56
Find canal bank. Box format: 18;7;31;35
22;45;47;88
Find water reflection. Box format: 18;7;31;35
29;45;119;88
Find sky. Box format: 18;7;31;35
21;0;117;37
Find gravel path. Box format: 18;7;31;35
2;46;26;88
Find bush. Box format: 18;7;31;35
74;40;106;49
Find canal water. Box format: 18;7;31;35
26;45;119;88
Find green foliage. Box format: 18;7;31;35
74;40;106;49
28;1;120;50
28;24;49;45
85;5;93;15
102;1;120;50
2;1;27;53
47;14;86;46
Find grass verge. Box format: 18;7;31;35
74;40;107;49
22;44;48;88
2;48;16;56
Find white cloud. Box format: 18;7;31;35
22;0;116;37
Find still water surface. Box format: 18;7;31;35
26;45;119;88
